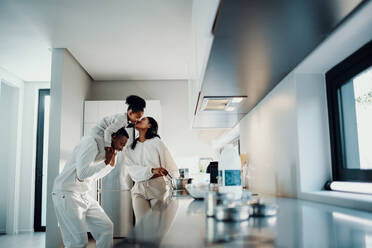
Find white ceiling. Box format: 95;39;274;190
0;0;193;81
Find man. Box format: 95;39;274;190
52;128;129;248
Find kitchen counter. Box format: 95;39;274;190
115;194;372;247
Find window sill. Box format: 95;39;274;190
299;190;372;213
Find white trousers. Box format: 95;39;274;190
52;192;113;248
131;177;168;225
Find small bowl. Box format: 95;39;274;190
171;178;192;190
214;204;251;222
185;184;209;199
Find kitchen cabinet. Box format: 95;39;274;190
193;0;364;128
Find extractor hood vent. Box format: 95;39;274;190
193;0;363;128
201;96;247;112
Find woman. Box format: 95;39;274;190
123;117;179;224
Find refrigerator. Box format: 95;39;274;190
99;149;134;238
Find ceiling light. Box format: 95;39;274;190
201;96;247;112
202;98;230;111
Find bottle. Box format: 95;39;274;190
218;144;242;199
240;153;248;189
242;162;250;189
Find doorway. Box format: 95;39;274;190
0;82;20;234
34;89;50;232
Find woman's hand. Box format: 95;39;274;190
151;167;168;176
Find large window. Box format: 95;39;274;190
326;40;372;182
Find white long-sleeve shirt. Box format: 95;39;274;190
123;137;179;182
53;136;114;193
90;113;129;147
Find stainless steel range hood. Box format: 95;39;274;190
193;0;365;128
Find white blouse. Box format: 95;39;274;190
123;137;179;182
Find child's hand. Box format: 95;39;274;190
109;151;117;167
105;147;113;153
104;147;115;165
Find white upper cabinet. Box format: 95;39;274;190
84;101;99;124
84;100;162;136
98;101;123;121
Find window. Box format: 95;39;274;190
326;40;372;182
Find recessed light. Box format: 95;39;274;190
231;97;244;103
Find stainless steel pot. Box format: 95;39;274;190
248;202;278;217
206;217;250;244
205;192;234;217
214;204;251;222
171;178;192;190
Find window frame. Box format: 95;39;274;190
326;40;372;182
34;88;50;232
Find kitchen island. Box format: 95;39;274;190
115;194;372;247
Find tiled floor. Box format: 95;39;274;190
0;232;123;247
0;232;45;247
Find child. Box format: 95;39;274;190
90;95;146;153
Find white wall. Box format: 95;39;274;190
89;80;216;166
0;83;20;233
240;74;299;197
0;83;8;233
295;74;332;193
18;82;50;232
0;67;24;234
45;49;92;248
238;72;361;199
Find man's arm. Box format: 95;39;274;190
75;139;109;180
91;151;117;180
